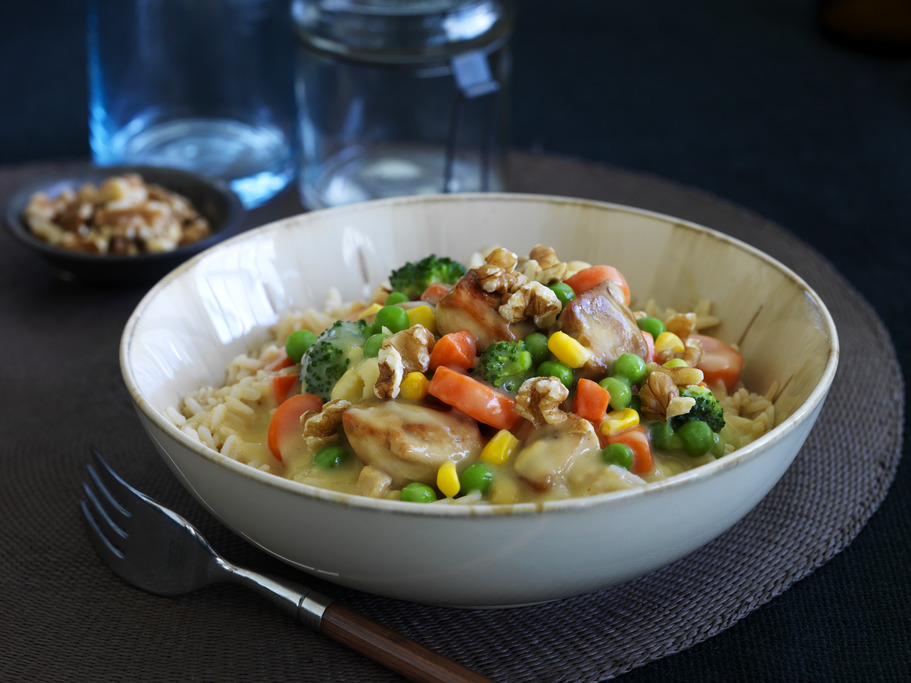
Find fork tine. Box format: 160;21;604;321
81;475;128;541
89;446;135;514
80;496;125;565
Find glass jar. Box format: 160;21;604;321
292;0;515;209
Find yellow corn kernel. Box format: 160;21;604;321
663;358;689;368
399;372;429;400
547;331;592;369
406;305;437;334
654;331;685;354
437;461;460;498
600;408;640;436
480;429;520;466
357;302;383;320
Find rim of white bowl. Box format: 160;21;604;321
121;193;840;519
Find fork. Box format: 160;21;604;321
80;447;491;683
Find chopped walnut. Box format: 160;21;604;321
498;281;562;329
519;245;570;284
475;248;527;295
357;465;392;498
649;363;705;388
681;336;704;366
374;326;435;399
638;371;678;421
655;333;706;366
23;173;210;255
665;313;697;339
301;399;351;452
515;377;569;427
666;395;697;418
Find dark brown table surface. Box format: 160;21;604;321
2;1;910;681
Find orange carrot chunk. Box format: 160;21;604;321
572;378;610;422
692;334;744;392
428;330;477;371
427;365;520;431
267;393;323;462
565;265;631;305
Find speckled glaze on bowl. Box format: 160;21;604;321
120;194;839;607
4;165;244;285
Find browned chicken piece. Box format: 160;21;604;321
434;270;533;349
557;280;648;376
513;417;600;491
341;401;482;488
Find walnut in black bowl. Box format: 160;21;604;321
4;165;244;285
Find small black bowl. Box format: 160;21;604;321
4;165;245;286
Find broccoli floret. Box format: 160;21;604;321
474;340;534;394
299;320;368;400
670;384;726;433
388;254;467;300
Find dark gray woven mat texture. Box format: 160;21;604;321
0;154;903;682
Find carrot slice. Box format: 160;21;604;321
565;265;631;305
572;378;610;422
264;349;295;373
427;365;520;431
641;330;655;364
428;330;477;372
267;393;323;462
692;334;743;392
606;425;653;475
272;373;298;404
420;282;453;305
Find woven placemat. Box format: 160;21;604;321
0;153;902;682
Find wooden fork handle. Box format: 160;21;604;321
320;602;493;683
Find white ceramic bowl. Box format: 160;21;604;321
121;194;839;607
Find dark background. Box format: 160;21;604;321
2;1;909;680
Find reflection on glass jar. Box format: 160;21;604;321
292;0;515;209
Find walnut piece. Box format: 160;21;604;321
301;399;351;452
519;245;570;284
638;371;678;421
23;173;210;256
665;312;697;339
515;377;569;427
374;325;435;399
498;281;562;329
666;395;697;418
681;336;705;366
475;248;527;295
649;363;705;388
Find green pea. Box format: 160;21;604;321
525;332;551;366
285;329;317;363
458;463;494;496
677;420;714;457
547;281;575;308
712;431;726;457
650;421;681;451
599;376;631;410
628;394;642;414
375;304;410;333
602;442;634;470
385;291;409;305
612;353;648;385
537;360;574;389
363;332;388;358
314;445;348;469
400;482;437;503
637;316;665;339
